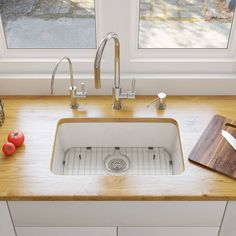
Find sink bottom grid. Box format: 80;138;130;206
62;146;174;176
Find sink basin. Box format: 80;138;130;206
51;118;184;176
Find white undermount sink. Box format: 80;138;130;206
51;118;184;176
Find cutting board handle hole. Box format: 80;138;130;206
225;123;236;129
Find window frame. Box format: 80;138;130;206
0;0;103;74
130;0;236;59
0;0;235;75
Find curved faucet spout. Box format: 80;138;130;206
51;56;74;95
51;56;80;109
50;56;87;109
94;32;120;89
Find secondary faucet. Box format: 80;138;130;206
94;32;135;110
51;56;86;109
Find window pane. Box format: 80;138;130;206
0;0;96;49
139;0;235;48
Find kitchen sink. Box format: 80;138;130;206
51;118;184;176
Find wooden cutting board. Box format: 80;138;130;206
189;115;236;179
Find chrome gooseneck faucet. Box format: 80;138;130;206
94;32;135;110
51;56;86;109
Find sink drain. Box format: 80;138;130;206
104;152;130;174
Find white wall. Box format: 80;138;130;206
0;73;235;95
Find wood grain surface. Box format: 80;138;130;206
0;96;236;200
189;115;236;179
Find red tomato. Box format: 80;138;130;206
2;142;16;156
8;131;25;147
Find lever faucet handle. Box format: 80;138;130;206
75;82;87;98
80;82;87;97
127;79;136;99
119;79;136;99
132;79;135;93
81;82;85;94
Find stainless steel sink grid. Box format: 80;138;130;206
62;146;173;176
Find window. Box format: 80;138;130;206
0;0;235;76
139;0;235;48
0;0;96;49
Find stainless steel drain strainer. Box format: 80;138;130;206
62;147;173;176
104;152;130;174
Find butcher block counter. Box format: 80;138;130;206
0;96;236;201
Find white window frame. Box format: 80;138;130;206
0;0;235;80
0;0;104;74
131;0;236;59
127;0;236;74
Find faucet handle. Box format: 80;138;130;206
75;82;87;98
81;82;85;94
119;79;136;99
132;79;135;93
127;79;136;99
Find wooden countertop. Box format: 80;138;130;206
0;96;236;201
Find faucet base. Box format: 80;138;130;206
112;102;122;110
112;87;122;110
70;104;79;109
69;86;78;109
